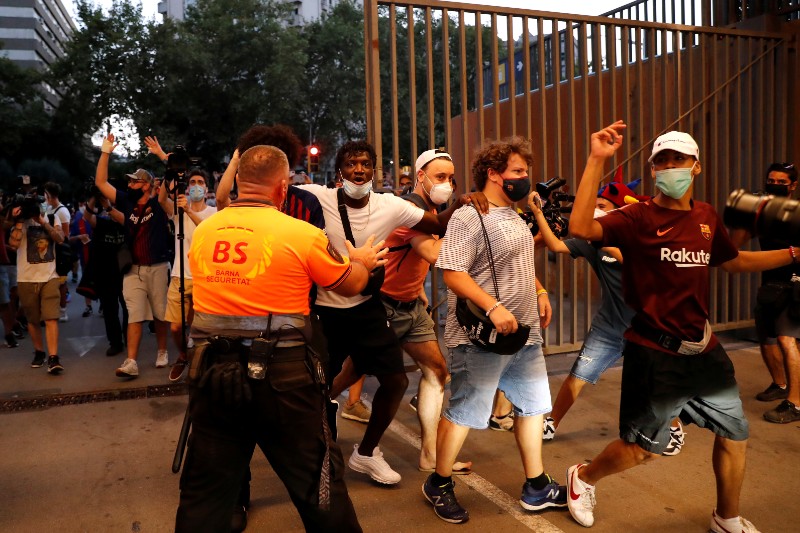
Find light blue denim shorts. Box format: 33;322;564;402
571;326;626;384
443;343;551;429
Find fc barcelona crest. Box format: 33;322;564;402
699;224;711;240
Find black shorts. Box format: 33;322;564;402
314;296;405;378
619;341;749;454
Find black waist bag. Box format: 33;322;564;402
756;282;791;310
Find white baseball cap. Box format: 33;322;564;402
415;149;452;174
648;131;699;162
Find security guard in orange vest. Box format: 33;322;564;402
175;145;386;532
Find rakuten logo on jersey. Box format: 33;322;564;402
660;247;710;268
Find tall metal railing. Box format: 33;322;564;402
363;0;795;353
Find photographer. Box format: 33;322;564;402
730;162;800;424
95;133;171;379
43;182;71;322
7;191;65;374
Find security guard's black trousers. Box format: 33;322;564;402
175;359;361;532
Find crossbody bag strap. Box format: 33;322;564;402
472;204;500;300
336;188;356;247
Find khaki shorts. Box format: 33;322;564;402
19;278;62;323
165;276;194;324
123;263;169;323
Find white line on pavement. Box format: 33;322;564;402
388;419;564;532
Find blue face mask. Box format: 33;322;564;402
188;185;206;202
655;163;696;199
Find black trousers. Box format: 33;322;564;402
96;274;127;348
175;360;361;533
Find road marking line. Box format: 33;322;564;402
388;419;564;532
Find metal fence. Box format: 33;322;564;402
363;0;796;353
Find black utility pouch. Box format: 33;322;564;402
268;347;315;391
187;343;209;382
788;281;800;321
756;282;791;310
248;337;276;380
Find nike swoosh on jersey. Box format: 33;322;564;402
656;227;674;236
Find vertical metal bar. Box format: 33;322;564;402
407;7;418;165
389;5;400;185
621;22;632;181
661;28;668;130
522;17;532;143
507;14;516;135
363;0;382;154
491;13;501;139
443;8;452;151
608;23;618;124
673;29;682;131
476;11;485;145
580;22;590;164
425;7;435;148
566;20;577;194
537;17;548;182
594;23;604;138
459;10;469;195
552;18;563;177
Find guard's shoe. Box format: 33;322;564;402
662;421;685;456
81;305;93;317
169;358;188;382
489;412;514;431
116;358;139;378
348;444;401;484
755;382;788;402
566;464;596;527
230;504;248;533
422;474;469;524
31;350;46;368
763;399;800;424
341;399;371;423
543;416;556;441
58;307;68;322
519;475;568;511
5;333;18;348
709;508;761;533
47;356;64;375
155;349;169;368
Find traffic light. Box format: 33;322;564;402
308;145;320;174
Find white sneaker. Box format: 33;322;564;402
566;464;596;527
710;509;761;533
116;358;139;377
543;416;556;441
662;421;685;456
348;444;401;484
59;308;69;322
155;349;169;368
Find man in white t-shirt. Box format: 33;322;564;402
158;168;216;381
44;182;71;322
299;140;481;485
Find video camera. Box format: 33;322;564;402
164;145;201;186
2;176;44;221
724;189;800;240
519;177;575;238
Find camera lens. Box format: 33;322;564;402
723;190;766;232
758;195;800;239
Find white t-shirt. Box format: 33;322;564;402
17;219;58;283
172;204;216;280
46;203;70;231
298;184;425;308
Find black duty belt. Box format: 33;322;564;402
207;336;307;363
632;318;693;354
381;295;418;311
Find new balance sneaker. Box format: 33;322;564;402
169;358;188;382
59;307;69;322
31;350;46;368
763;399;800;424
5;333;18;348
662;421;685;456
341;399;371;423
47;356;64;375
82;305;93;318
489;412;514;431
155;349;169;368
422;474;469;524
709;508;761;533
755;382;788;402
566;464;596;527
543;416;556;441
348;444;401;484
520;475;567;511
116;358;139;378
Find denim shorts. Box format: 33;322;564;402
444;343;551;429
571;326;626;384
0;265;11;305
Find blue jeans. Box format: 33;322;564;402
570;326;626;384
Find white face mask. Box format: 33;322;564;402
342;179;373;199
423;173;453;205
593;208;609;219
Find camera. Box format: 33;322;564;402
164;145;201;186
519;177;574;238
2;183;45;221
724;189;800;241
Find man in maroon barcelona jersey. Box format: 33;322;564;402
564;122;799;533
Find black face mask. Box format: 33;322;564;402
502;178;531;202
765;183;790;197
127;188;145;203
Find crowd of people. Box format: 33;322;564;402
2;121;797;533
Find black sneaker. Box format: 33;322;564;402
82;305;93;318
763;400;800;424
230;505;247;533
755;383;788;402
47;356;64;375
106;345;124;357
422;474;469;524
5;333;18;348
12;323;26;339
31;350;46;368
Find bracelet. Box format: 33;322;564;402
791;246;798;264
537;289;548;296
485;301;502;317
